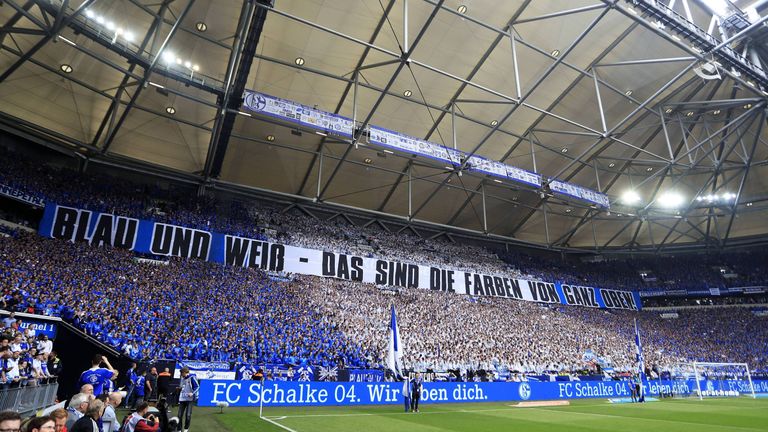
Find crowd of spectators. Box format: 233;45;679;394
3;146;768;292
0;232;370;368
0;311;59;389
1;229;766;376
1;146;767;378
306;276;768;374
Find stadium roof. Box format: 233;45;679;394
2;0;768;253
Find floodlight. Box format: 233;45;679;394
162;51;175;63
658;191;685;208
621;190;641;205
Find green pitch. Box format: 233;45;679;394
187;397;768;431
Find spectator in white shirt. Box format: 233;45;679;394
37;335;53;355
9;336;22;353
5;352;20;383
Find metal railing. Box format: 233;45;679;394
0;382;59;416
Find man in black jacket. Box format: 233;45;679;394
410;372;423;413
47;351;63;376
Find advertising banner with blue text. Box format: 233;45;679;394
0;183;45;207
197;379;768;407
38;204;641;310
17;316;58;339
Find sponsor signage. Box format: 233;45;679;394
0;184;45;207
549;180;610;208
239;90;618;203
197;378;768;407
242;91;355;138
0;312;59;339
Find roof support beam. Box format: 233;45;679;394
0;42;211;135
602;219;636;248
203;0;269;179
0;0;97;84
553;78;717;247
550;60;699;182
499;27;648;239
411;7;611;220
100;0;196;154
376;1;533;213
512;3;606;25
296;0;398;197
0;0;36;38
91;0;172;148
316;0;446;201
652;111;762;252
422;0;661;120
722;110;766;247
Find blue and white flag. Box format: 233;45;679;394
634;318;646;401
175;361;235;380
387;305;404;378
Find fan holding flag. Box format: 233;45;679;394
387;304;404;379
634;318;646;403
387;305;410;412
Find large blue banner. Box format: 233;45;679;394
197;379;768;407
37;204;642;310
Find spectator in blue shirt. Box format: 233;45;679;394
78;354;117;396
124;362;138;408
133;370;147;408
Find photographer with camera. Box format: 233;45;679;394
120;402;159;432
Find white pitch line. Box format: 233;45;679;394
261;415;298;432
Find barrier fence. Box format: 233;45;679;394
0;382;59;415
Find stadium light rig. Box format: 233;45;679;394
695;192;737;203
160;50;200;75
84;9;135;44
